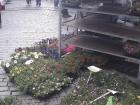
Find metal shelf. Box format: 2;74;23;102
62;5;140;19
64;15;140;42
60;1;140;80
67;36;140;64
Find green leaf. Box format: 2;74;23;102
106;96;116;105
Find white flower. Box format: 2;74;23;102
14;55;19;59
25;60;34;65
76;85;80;89
21;55;27;60
16;53;20;56
22;50;25;53
6;63;10;68
38;52;43;56
10;56;14;59
14;60;17;64
34;55;39;59
56;83;61;86
32;87;35;90
32;52;39;59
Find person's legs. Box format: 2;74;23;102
36;0;38;6
0;12;1;28
26;0;29;5
54;0;59;7
39;0;41;7
29;0;31;4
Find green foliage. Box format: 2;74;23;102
1;50;43;73
8;50;109;99
61;51;108;75
61;51;84;75
61;71;140;105
9;58;72;98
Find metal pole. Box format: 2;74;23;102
138;64;140;80
58;0;62;57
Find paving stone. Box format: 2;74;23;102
0;87;9;91
0;82;7;87
7;82;15;87
3;77;10;82
59;91;66;97
38;103;45;105
9;87;19;92
0;78;3;82
0;91;11;95
33;103;39;105
48;98;59;105
23;99;32;104
17;95;33;100
11;91;22;95
0;69;5;75
0;75;8;79
21;101;29;105
31;99;40;103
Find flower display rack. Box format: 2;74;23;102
59;0;140;84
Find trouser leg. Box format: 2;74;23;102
0;12;1;28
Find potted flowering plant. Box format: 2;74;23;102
1;47;44;73
9;58;72;98
123;40;140;58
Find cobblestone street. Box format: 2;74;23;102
0;0;67;104
0;0;58;60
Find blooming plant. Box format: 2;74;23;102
6;44;109;99
9;58;72;98
61;51;108;76
61;71;140;105
61;51;85;75
33;38;59;59
1;47;43;73
123;40;140;57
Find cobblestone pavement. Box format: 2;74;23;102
0;0;58;60
0;0;72;104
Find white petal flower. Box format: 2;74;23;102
10;56;14;59
6;63;10;68
21;55;27;60
28;54;31;57
16;53;20;56
14;55;19;59
34;55;39;59
25;60;34;65
38;52;43;56
22;50;25;53
14;60;17;64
